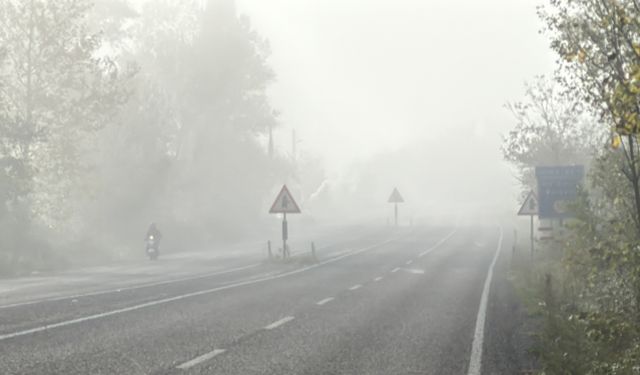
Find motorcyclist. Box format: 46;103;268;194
145;222;162;249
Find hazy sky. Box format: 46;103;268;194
235;0;556;176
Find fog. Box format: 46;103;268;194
0;0;555;275
2;3;634;373
236;0;556;220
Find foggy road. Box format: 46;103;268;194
0;225;511;375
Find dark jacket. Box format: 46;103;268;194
146;224;162;240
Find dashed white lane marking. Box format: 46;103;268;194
176;349;226;370
391;267;400;273
406;260;413;265
264;316;295;330
467;226;503;375
419;229;457;257
316;297;334;306
402;268;425;275
0;263;260;310
349;284;362;291
0;238;396;342
374;276;383;282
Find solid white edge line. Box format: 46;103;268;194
348;284;362;291
467;226;503;375
264;316;295;330
316;297;334;306
0;238;396;342
0;263;261;310
176;349;226;370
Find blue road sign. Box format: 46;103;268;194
535;165;584;219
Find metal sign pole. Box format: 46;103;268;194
283;212;288;259
394;202;398;227
269;185;300;261
530;215;534;259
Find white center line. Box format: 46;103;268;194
406;260;413;265
467;227;503;375
316;297;334;306
349;284;362;291
0;238;397;342
419;229;457;257
264;316;295;330
176;349;226;370
0;264;260;310
391;267;400;273
374;276;383;282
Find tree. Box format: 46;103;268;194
82;0;285;249
528;2;640;371
503;76;603;192
540;0;640;234
0;0;131;265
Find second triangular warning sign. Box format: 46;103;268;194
517;191;538;216
388;187;404;203
269;185;301;214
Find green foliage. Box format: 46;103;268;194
541;0;640;234
502;1;640;372
86;0;288;250
0;0;299;274
0;0;133;272
518;153;640;374
502;76;603;192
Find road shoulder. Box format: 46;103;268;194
482;243;540;374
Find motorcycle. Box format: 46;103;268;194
146;235;159;260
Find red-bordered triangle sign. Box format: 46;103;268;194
517;191;538;216
269;185;301;214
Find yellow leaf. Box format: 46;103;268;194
612;134;622;149
578;49;586;63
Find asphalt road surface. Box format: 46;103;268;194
0;224;515;375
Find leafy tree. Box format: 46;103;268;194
0;0;131;267
503;76;603;192
524;1;640;371
540;0;640;234
84;0;285;249
172;0;280;235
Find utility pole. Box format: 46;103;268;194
530;215;534;258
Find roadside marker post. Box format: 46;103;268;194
269;185;301;259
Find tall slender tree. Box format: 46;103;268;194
541;0;640;234
0;0;131;241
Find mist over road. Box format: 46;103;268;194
0;224;514;374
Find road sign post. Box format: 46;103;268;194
388;188;404;227
518;191;538;258
282;212;288;258
269;185;301;259
530;215;534;258
394;203;398;226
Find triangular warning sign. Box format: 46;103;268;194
517;191;538;216
388;187;404;203
269;185;301;214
